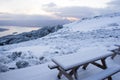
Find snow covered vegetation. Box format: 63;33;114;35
0;13;120;80
0;25;63;45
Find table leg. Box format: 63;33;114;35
68;67;79;79
73;67;79;80
91;58;107;69
57;70;62;79
57;67;74;80
111;53;117;59
108;76;112;80
101;58;107;69
82;63;89;70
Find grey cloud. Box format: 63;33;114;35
0;13;70;27
43;6;101;19
56;7;97;18
91;0;120;15
105;0;120;13
1;0;120;26
43;2;57;8
108;0;120;6
0;13;59;20
43;0;120;19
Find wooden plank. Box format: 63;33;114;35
108;77;112;80
57;70;62;79
111;53;117;59
57;67;74;80
73;67;79;79
48;62;58;69
91;58;107;69
82;66;120;80
82;63;89;70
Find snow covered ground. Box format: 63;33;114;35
0;13;120;80
0;58;120;80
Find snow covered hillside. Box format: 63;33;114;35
0;13;120;80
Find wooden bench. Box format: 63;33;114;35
82;66;120;80
48;62;58;69
110;45;120;59
49;47;117;80
48;63;120;80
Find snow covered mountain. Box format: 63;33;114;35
0;13;120;80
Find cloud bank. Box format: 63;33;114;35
0;0;120;26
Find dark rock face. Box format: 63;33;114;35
16;61;29;69
0;25;63;46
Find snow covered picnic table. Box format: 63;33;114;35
51;47;117;80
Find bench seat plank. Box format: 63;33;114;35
82;66;120;80
48;62;58;69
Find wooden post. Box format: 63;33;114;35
57;67;74;80
91;58;107;69
108;76;112;80
82;63;89;70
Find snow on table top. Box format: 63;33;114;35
52;47;114;70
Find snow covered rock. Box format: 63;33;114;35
0;63;9;72
16;60;29;69
7;52;22;60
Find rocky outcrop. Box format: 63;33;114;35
16;60;29;69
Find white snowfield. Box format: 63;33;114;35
0;13;120;80
64;13;120;32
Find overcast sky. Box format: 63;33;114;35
0;0;120;21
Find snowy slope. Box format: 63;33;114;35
64;13;120;32
0;13;120;80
